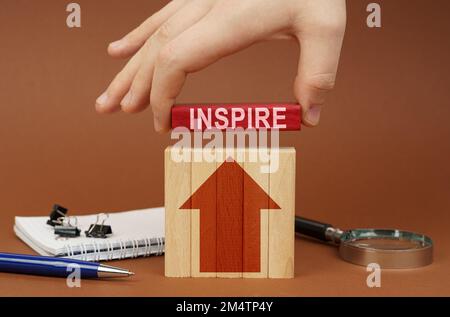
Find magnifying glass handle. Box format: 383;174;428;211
295;216;334;242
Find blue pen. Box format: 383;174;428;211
0;252;134;278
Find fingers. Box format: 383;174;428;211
150;3;290;132
100;0;347;133
107;0;187;59
121;0;214;113
294;2;346;127
95;50;143;113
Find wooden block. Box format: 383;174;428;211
166;146;295;279
268;148;295;278
190;148;217;277
164;147;191;277
243;148;271;278
216;148;243;278
172;104;301;131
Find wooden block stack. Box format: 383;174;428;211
165;147;295;278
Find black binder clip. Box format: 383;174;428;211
46;204;69;226
54;216;81;238
85;213;112;238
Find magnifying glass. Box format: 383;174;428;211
295;217;433;269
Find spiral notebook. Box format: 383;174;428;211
14;207;165;262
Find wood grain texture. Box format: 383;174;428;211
164;147;191;277
172;104;301;131
191;148;217;277
243;148;269;278
167;147;293;279
216;149;243;278
268;148;295;278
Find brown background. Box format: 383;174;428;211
0;0;449;296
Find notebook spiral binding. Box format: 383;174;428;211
62;237;165;261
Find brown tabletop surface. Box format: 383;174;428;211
1;0;450;297
0;212;448;297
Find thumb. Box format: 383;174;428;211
294;21;345;127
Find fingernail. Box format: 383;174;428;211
96;92;108;105
121;91;132;107
109;39;124;50
305;105;322;126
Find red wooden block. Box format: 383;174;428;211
171;104;301;131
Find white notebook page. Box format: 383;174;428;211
14;207;165;261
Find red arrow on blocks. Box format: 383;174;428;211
180;159;280;273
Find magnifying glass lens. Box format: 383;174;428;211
344;229;431;249
346;237;426;251
339;229;433;268
294;217;433;269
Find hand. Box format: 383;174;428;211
95;0;346;132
